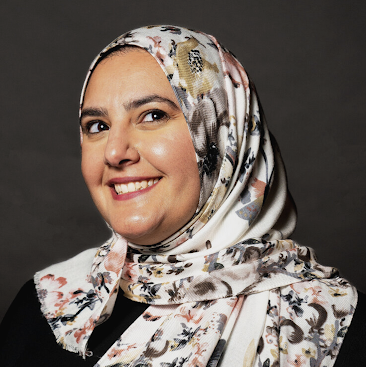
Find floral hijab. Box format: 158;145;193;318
35;25;357;367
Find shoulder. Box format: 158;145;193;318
0;279;60;364
334;291;366;366
0;279;38;339
0;248;97;366
0;278;148;366
0;279;101;366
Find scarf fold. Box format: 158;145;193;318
35;25;357;366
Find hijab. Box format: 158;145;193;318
35;25;357;367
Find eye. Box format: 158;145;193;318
85;121;109;134
141;110;169;124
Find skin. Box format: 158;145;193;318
80;49;201;246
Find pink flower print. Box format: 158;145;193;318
107;343;139;359
54;287;83;309
147;36;166;64
288;354;306;366
251;178;266;198
291;283;326;305
189;342;209;367
104;243;126;274
73;317;96;343
174;307;204;325
122;261;139;281
220;48;249;91
39;274;67;304
147;36;162;49
40;274;67;288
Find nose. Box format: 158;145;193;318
104;127;140;167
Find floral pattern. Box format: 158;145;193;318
35;25;357;366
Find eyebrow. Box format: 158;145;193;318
80;94;180;124
80;107;108;123
123;94;180;111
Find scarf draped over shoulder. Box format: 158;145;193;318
35;25;357;367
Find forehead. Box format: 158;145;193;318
83;49;177;105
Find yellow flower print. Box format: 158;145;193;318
277;240;294;250
202;263;209;272
126;293;161;303
243;339;256;367
199;186;222;224
302;347;316;359
270;348;279;360
152;267;164;278
175;37;219;98
275;241;286;251
229;114;237;126
328;287;347;297
279;336;288;355
324;323;335;341
294;262;304;272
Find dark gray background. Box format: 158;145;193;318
1;1;365;321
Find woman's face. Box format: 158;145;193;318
80;49;201;245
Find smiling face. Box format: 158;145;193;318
80;49;201;246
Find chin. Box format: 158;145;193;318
110;218;164;246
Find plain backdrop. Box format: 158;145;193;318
1;0;365;321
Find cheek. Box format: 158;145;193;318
81;144;104;189
146;131;198;177
149;130;200;202
172;134;199;178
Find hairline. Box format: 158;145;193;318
99;44;146;63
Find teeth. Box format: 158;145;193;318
114;179;160;195
121;184;128;194
127;182;135;192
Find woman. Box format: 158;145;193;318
1;25;364;366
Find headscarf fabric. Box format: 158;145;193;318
35;25;357;367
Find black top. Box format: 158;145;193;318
0;280;365;366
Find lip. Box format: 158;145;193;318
107;176;161;201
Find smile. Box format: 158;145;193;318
114;178;160;195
